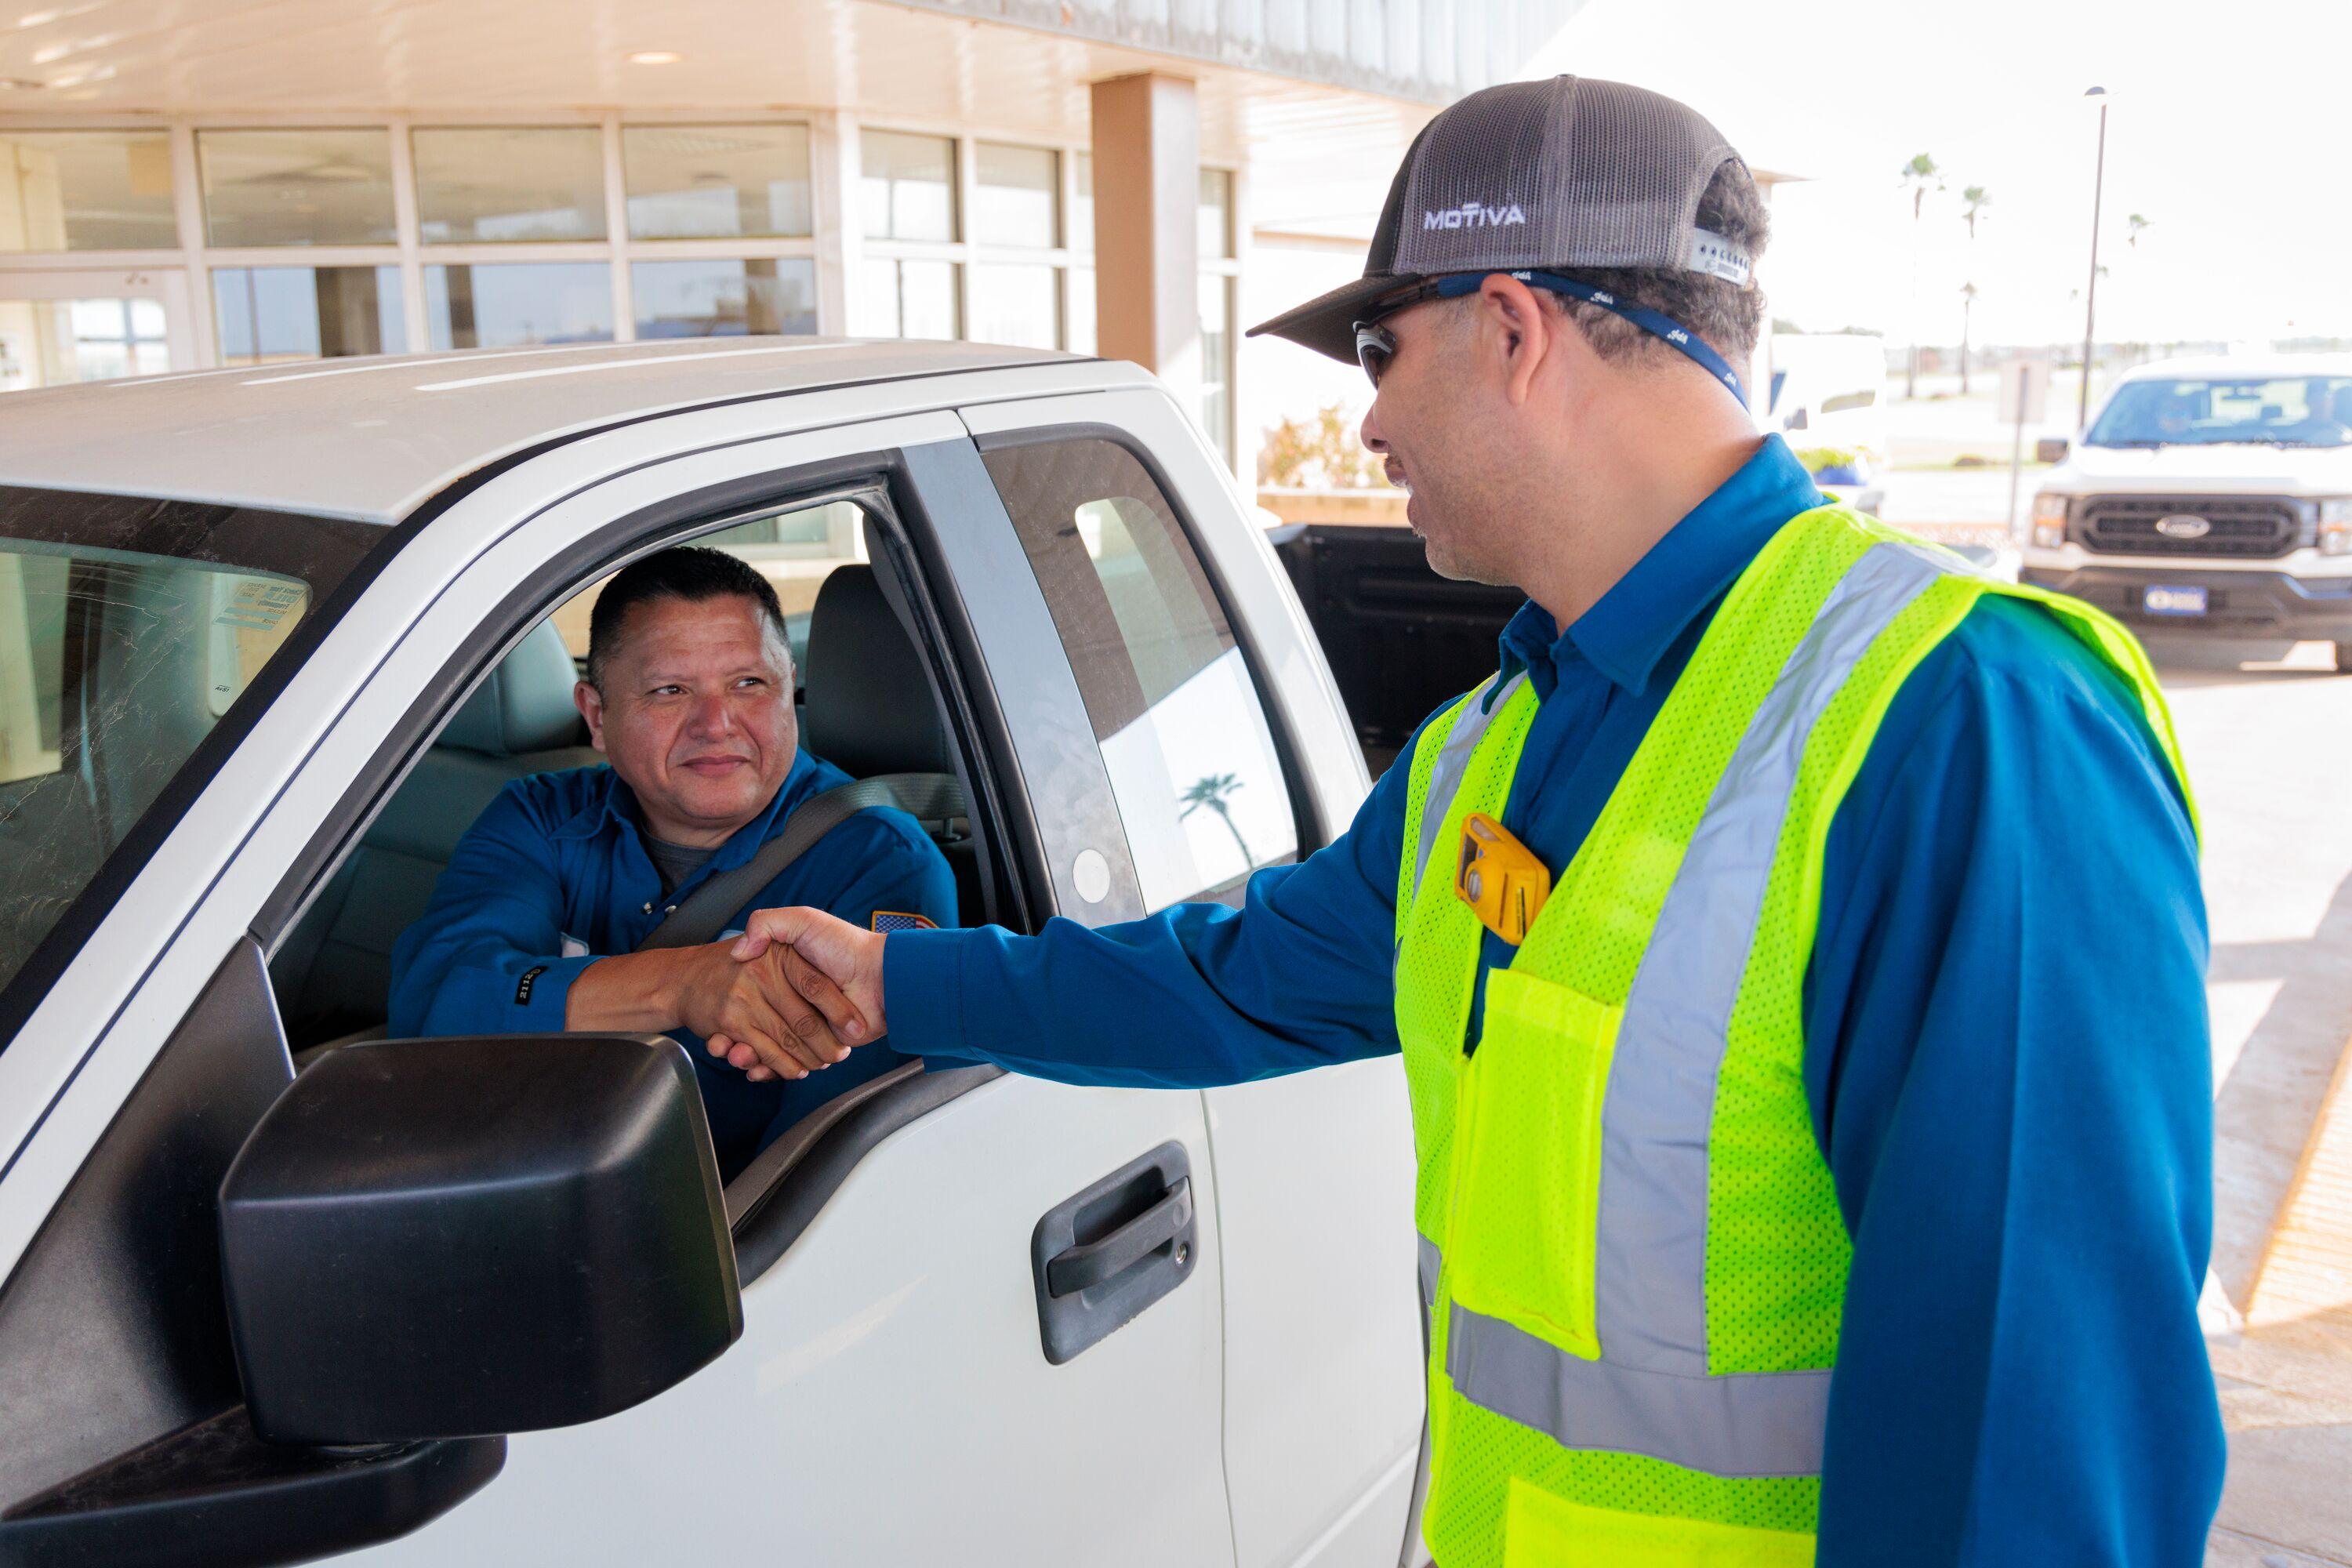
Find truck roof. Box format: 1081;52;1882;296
2115;352;2352;383
0;337;1084;524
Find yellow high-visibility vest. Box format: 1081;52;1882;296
1394;505;2193;1567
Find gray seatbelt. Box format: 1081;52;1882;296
635;774;963;952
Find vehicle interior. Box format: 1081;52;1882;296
267;493;992;1061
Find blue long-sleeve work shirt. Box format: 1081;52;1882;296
389;746;956;1175
887;435;2224;1564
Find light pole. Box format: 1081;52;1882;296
2077;86;2110;430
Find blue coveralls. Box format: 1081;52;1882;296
390;747;956;1175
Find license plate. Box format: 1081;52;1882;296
2143;585;2208;617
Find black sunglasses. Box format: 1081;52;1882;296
1351;279;1452;389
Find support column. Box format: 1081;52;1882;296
1091;73;1200;410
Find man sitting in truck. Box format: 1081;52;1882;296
387;546;956;1178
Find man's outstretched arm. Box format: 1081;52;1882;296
724;747;1419;1088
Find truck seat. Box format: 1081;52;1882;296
800;565;978;920
271;622;600;1044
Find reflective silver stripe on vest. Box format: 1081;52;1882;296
1444;540;1953;1475
1412;673;1529;904
1448;1302;1831;1478
1419;1231;1443;1321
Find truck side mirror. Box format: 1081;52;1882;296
220;1033;741;1446
2035;437;2070;464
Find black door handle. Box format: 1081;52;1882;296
1029;1141;1199;1364
1046;1178;1191;1297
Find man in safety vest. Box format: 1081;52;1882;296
722;76;2224;1566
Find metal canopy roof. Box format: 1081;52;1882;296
0;336;1091;523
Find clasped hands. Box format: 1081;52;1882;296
689;907;887;1083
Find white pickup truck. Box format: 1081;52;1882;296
0;339;1425;1566
2023;353;2352;670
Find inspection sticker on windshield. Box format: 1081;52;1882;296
214;579;304;632
2143;585;2209;617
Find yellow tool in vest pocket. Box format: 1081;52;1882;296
1454;812;1551;945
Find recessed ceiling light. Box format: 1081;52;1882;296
626;49;681;65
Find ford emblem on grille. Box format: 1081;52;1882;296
2154;514;2212;539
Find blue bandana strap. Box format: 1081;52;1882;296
1433;268;1748;409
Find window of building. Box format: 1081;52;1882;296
412;127;606;244
1196;169;1241;466
855;256;959;340
1072;153;1094;253
969;263;1057;350
213;266;404;365
1067;266;1096;356
2;115;1240;412
547;497;868;662
973;143;1058;249
0;295;170;390
424;262;614;350
1198;168;1234;260
860;130;956;244
622;124;812;240
197;129;397;248
984;435;1297;909
0;131;178;252
632;257;816;339
1197;273;1233;466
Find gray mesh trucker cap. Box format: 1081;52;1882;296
1248;76;1756;364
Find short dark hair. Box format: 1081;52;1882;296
586;546;790;691
1541;161;1770;373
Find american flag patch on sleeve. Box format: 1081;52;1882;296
871;910;938;933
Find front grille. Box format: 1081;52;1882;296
2074;495;2306;558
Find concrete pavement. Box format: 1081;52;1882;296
2158;637;2352;1568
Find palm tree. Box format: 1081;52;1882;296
1958;281;1979;397
1180;773;1253;871
2126;212;2152;248
1956;185;1990;393
1897;154;1944;398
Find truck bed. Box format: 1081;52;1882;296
1268;523;1521;777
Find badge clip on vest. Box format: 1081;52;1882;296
1454;811;1549;944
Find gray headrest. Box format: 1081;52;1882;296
441;621;586;757
802;565;953;777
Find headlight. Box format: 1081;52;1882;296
2321;498;2352;555
2030;492;2069;550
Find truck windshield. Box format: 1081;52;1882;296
0;487;379;1035
2086;375;2352;448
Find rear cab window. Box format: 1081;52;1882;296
982;435;1298;909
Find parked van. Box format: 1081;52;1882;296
1766;333;1890;466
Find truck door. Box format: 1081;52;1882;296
334;426;1239;1566
956;390;1429;1568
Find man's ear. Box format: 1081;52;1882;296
1478;273;1552;408
575;679;608;753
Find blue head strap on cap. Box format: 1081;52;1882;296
1432;269;1748;410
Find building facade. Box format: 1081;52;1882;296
0;0;1586;476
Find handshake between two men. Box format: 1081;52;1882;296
564;906;888;1084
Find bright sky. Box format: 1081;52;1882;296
1519;0;2345;350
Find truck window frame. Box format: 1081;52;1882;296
247;444;1044;1272
969;421;1327;870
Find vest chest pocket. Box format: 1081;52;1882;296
1449;967;1620;1362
